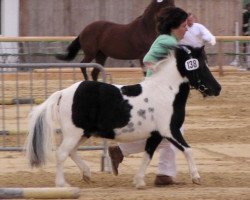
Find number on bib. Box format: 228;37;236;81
185;58;199;71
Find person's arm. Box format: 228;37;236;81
198;24;216;45
144;62;155;77
143;35;177;77
158;36;177;49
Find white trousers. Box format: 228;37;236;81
119;139;177;177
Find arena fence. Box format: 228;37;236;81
0;36;78;66
216;36;250;75
0;62;111;171
1;36;250;74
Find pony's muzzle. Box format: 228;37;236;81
214;84;222;96
199;83;221;97
206;84;221;97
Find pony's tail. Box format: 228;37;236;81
25;91;62;167
56;36;81;61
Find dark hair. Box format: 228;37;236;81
156;7;188;34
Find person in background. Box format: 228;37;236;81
243;3;250;37
179;12;216;47
242;3;250;64
108;6;188;187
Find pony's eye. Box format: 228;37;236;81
157;0;164;2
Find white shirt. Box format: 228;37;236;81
179;23;216;47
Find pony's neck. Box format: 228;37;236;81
151;55;187;89
148;56;190;109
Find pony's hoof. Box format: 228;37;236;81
82;175;91;183
56;182;71;187
133;178;146;189
135;183;146;189
192;178;201;185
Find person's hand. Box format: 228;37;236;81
144;63;155;77
210;37;216;45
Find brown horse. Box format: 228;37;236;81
56;0;175;81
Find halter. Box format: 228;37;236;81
181;46;209;95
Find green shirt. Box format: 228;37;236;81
143;34;177;77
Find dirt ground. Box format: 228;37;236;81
0;67;250;200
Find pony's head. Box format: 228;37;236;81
175;45;221;97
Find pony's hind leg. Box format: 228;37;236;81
69;136;91;183
55;130;83;187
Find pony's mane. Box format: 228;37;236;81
152;50;175;74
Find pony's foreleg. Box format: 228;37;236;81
183;147;201;184
69;136;91;183
167;132;201;184
133;131;162;189
55;130;83;187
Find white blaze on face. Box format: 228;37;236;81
157;0;164;2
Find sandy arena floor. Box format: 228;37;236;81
0;67;250;200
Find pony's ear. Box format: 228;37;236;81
153;59;165;73
153;47;175;72
178;45;192;55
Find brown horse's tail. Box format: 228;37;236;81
56;36;81;61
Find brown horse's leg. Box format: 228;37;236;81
80;57;95;80
80;65;89;80
92;51;107;81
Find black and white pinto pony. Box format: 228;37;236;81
25;45;221;189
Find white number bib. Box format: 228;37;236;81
185;58;199;71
